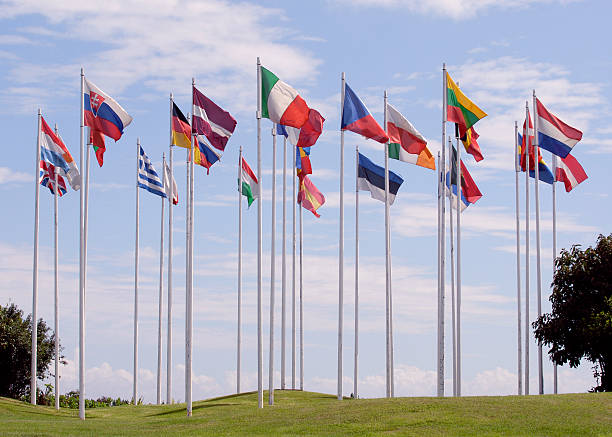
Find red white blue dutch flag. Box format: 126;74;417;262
536;98;582;158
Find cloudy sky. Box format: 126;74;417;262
1;0;609;403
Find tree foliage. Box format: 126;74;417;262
0;303;61;399
533;234;612;392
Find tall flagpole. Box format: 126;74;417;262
256;57;264;409
269;125;277;406
156;154;166;405
292;142;297;390
436;151;442;392
133;138;140;405
383;91;391;398
456;134;462;397
186;80;195;416
299;197;304;391
438;64;447;397
78;69;86;420
31;109;41;406
184;134;190;407
237;147;243;393
552;153;558;394
533;90;544;395
53;126;60;410
281;134;287;391
167;94;174;404
448;143;456;397
338;71;346;401
354;144;359;399
524;102;531;396
514;122;523;396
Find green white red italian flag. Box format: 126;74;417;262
240;157;259;207
386;103;435;170
260;66;309;128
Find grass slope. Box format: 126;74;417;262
1;390;611;436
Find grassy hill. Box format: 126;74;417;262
1;390;611;436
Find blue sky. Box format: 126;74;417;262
1;0;610;402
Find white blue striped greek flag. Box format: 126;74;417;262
138;146;166;198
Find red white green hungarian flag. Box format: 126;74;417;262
240;157;259;207
386;103;435;170
446;71;487;130
260;66;309;128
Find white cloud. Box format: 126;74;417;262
0;166;30;184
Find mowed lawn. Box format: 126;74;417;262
1;390;611;436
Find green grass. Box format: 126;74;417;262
1;390;611;436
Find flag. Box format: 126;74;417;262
261;66;309;128
446;145;482;211
39;161;67;197
83;77;133;141
171;102;192;149
385;103;434;170
457;124;484;162
39;116;81;190
193;135;221;174
446;71;487;131
554;153;588;193
240;157;259;207
163;161;179;205
138;146;166;198
357;152;404;205
192;87;236;151
536;98;583;158
518;132;554;184
342;83;389;143
89;127;106;167
296;146;312;178
298;175;325;217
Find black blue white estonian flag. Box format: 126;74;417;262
138;146;166;198
357;152;403;205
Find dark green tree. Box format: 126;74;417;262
0;302;61;399
533;234;612;392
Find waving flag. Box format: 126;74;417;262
446;71;487;130
446;145;482;211
240;157;259;207
193;135;221;174
163;161;179;205
385;103;434;170
84;77;132;141
554;153;588;193
518;131;554;184
171;102;192;149
298;175;325;217
138;146;166;198
261;66;309;128
457;124;484;162
192;87;236;151
40;116;81;190
342;83;388;143
296;146;312;178
536;98;583;158
357;153;403;205
89;127;106;167
39;161;67;197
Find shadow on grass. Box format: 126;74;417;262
149;403;236;417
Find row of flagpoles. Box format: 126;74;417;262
29;61;588;420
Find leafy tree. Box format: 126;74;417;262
0;302;62;399
534;234;612;392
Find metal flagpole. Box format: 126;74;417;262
552;153;558;394
256;57;264;409
78;68;86;420
438;64;447;397
354;144;359;399
53;126;60;410
31;109;41;406
533;90;544;395
156;154;166;405
448;141;456;397
436;151;442;392
282;135;287;391
269;125;277;406
456;134;462;397
237;147;243;393
133;138;140;405
292;141;297;390
524;103;531;395
184;134;190;407
514;122;523;395
186;80;195;416
338;71;346;401
167;95;174;404
299;197;304;391
383;91;391;398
